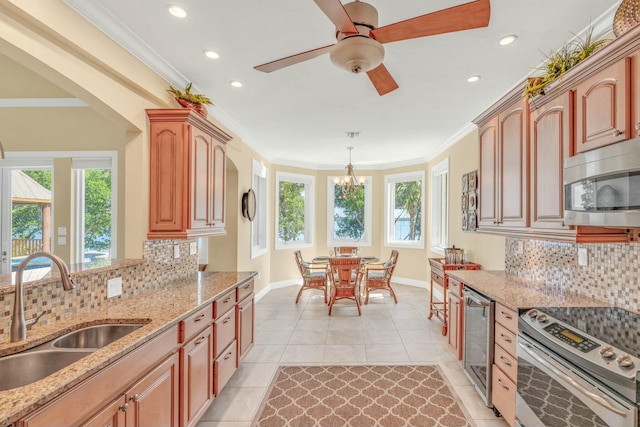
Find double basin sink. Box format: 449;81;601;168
0;323;145;391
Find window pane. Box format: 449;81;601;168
278;181;306;243
83;169;112;261
393;180;422;241
333;184;365;240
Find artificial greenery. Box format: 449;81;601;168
167;82;213;105
524;28;608;100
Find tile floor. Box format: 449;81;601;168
197;284;509;427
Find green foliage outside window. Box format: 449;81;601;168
394;181;422;240
278;181;305;242
334;185;365;240
84;169;112;251
12;170;51;239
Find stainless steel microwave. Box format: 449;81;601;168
564;138;640;227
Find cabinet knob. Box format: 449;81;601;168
119;403;129;412
130;394;141;402
613;129;623;137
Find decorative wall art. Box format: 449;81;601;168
461;170;478;232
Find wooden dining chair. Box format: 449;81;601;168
328;257;362;315
294;250;328;304
334;246;357;255
362;250;399;304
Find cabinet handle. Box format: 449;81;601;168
497;378;510;390
194;313;206;322
244;284;251;289
130;394;140;402
613;129;623;137
195;336;206;345
223;297;232;303
500;311;513;319
499;356;512;367
119;403;129;412
500;333;512;343
223;316;231;324
224;352;233;360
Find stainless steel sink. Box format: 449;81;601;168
0;323;145;391
52;324;144;349
0;350;89;391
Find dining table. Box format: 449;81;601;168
311;255;379;264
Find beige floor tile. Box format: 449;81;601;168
255;319;297;331
453;385;497;419
398;327;444;344
392;317;428;330
241;344;285;363
225;363;278;388
288;329;328;345
280;344;325;363
253;329;292;345
295;318;330;330
363;328;402;344
200;387;266;422
364;344;410;363
405;343;457;363
323;344;367;363
326;329;364;345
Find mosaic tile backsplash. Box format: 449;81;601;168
0;240;198;341
505;237;640;313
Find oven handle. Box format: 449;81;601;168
518;340;628;417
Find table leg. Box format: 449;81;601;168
441;284;448;336
428;278;434;319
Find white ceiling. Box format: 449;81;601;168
64;0;620;169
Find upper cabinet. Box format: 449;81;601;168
574;58;630;154
147;109;232;239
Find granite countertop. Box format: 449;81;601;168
446;270;611;311
0;271;256;427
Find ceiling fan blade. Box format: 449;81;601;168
366;64;399;96
370;0;490;44
313;0;358;35
254;44;334;73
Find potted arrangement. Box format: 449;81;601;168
524;28;607;103
167;82;213;117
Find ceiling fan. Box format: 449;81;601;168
254;0;490;96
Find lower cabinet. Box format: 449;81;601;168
492;303;518;427
214;341;237;395
180;325;213;427
81;396;126;427
447;278;464;360
237;296;254;364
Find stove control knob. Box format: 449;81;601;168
617;355;634;369
528;310;538;318
536;314;548;323
600;346;616;359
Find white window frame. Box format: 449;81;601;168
275;171;315;250
384;171;425;248
326;175;372;247
251;159;268;259
430;158;449;254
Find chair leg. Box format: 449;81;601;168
295;285;305;303
364;285;369;304
355;293;361;316
388;285;398;304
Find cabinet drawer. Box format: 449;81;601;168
495;303;518;333
180;304;214;343
492;364;516;427
448;278;463;297
214;341;237;396
430;271;444;286
494;343;517;383
214;308;236;358
237;280;254;302
214;289;236;319
495;323;517;356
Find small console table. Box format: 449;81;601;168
428;258;481;335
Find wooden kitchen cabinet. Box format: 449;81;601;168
492;303;518;427
478;98;528;230
147;109;232;239
529;92;572;232
574;58;630;155
81;396;126;427
447;278;463;360
180;326;213;427
236;279;255;364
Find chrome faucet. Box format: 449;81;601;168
10;252;75;342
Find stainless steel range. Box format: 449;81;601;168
517;307;640;427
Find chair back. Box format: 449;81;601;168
335;246;357;255
329;257;361;288
294;250;306;276
389;250;399;273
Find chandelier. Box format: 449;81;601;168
340;146;362;198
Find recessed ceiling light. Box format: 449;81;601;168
499;35;517;46
204;50;220;59
230;81;243;88
167;5;187;18
466;75;481;83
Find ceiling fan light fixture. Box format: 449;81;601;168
330;36;384;74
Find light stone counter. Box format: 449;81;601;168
446;270;610;311
0;271;256;427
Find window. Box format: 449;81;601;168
327;176;372;247
384;171;425;248
430;158;449;254
251;160;268;258
275;172;314;249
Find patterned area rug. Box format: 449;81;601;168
252;365;473;427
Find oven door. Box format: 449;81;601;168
516;334;637;427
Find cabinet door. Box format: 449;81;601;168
210;141;226;233
492;365;516;427
447;293;460;359
499;100;528;228
237;296;254;364
181;326;213;427
478;117;499;228
575;58;629;154
81;396;126;427
530;92;571;230
189;127;213;231
126;353;180;427
632;51;640;138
